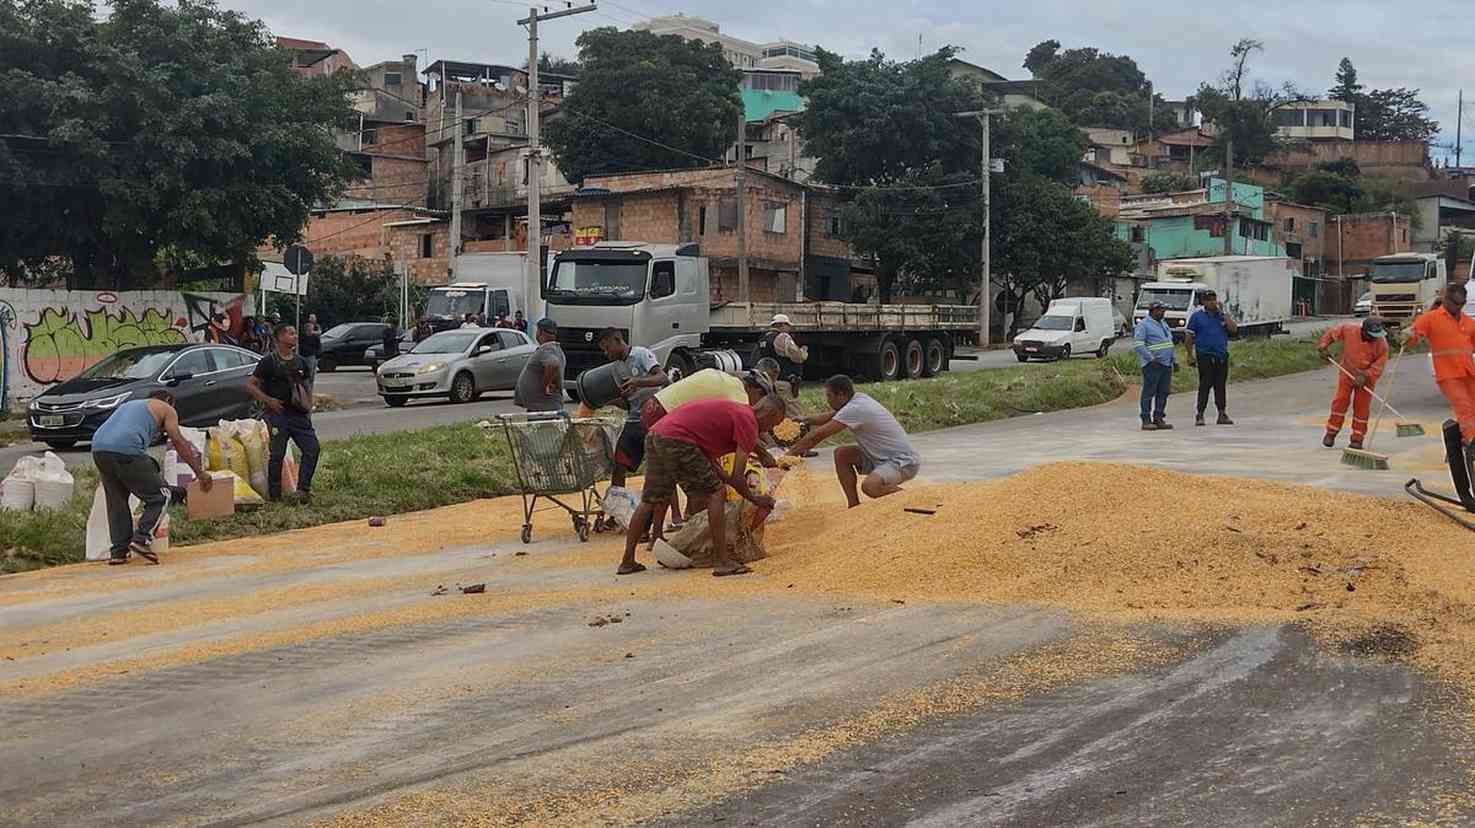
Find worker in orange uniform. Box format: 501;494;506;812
1319;317;1389;450
1404;282;1475;448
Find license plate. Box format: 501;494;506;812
1025;347;1038;353
37;415;64;427
383;383;410;391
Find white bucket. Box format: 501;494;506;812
1;477;35;512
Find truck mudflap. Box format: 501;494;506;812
1405;419;1475;532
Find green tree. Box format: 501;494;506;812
535;52;581;77
1328;57;1362;102
0;0;358;289
265;255;426;327
543;28;740;183
1289;170;1363;212
1356;87;1440;142
995;107;1088;182
1140;171;1198;194
1195;39;1304;167
1020;40;1176;134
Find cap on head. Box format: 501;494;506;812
535;317;557;333
1361;317;1387;339
770;313;792;327
741;369;775;396
1149;301;1166;311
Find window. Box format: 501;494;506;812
464;118;478;135
1340;109;1353;128
1239;219;1251;239
211;348;252;369
1402;229;1408;244
650;261;676;299
762;201;787;234
1130;225;1146;243
1310;221;1320;238
383;71;402;87
497;331;524;349
406;110;415;122
361;128;378;146
168;349;216;377
351;154;372;178
1283;217;1296;232
491;289;511;319
698;206;708;235
477;332;502;352
1257;223;1269;241
718;198;738;232
826;208;844;237
420;234;433;258
1273;109;1305;128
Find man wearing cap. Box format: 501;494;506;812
758;314;808;393
1133;302;1177;430
1184;290;1237;427
1319;317;1390;450
514;318;566;413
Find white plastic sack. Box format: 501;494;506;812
36;451;67;480
84;484;172;561
30;452;74;509
601;486;639;529
1;477;35;512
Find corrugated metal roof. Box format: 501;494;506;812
742;89;805;123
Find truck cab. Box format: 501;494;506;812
1133;280;1205;340
1370;253;1446;326
423;282;527;334
543;242;710;381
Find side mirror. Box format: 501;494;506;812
472;346;490;357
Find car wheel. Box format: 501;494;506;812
44;440;76;451
318;356;337;373
902;339;925;379
1015;352;1029;363
922;338;947;377
384;395;408;408
449;372;476;404
875;340;903;382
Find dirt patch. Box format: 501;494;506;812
1333;622;1422;659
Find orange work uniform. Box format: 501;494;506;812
1408;306;1475;442
1319;322;1389;444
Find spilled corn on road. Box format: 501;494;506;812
3;365;1475;826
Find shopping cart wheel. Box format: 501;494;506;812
576;518;591;543
593;515;607;533
520;525;532;544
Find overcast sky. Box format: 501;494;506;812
239;0;1475;162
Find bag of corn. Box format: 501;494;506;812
236;420;270;497
716;453;769;503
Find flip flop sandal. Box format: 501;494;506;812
713;565;753;577
616;562;648;576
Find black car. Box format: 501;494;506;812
316;322;390;372
27;344;262;450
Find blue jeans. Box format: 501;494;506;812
1141;362;1173;422
265;410;320;496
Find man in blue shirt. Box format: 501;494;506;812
1133;301;1177;430
1184;290;1238;427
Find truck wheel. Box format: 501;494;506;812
666;351;694;384
923;338;947;376
902;339;925;379
875;340;903;382
1097;339;1111;358
1058;344;1072;361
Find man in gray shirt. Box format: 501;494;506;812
514;317;566;412
784;374;920;508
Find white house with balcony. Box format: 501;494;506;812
1272;99;1356;141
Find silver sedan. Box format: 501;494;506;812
375;328;536;407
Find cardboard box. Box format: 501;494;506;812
186;472;235;519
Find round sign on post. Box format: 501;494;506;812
284;245;314;276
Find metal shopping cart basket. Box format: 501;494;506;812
494;412;619;544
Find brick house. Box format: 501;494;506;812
569;166;870;304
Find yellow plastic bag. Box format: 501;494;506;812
717;453;769;503
237;421;270;498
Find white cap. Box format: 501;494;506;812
770;314;792;326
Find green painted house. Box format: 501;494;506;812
1116;179;1285;264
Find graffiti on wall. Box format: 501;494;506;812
182;292;247;339
0;301;15;411
23;304;188;384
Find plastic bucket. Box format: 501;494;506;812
575;361;632;409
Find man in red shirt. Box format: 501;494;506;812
618;396;784;577
1406;283;1475;447
1318;317;1389;450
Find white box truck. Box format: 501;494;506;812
1011;297;1118;361
1133;256;1296;341
421;251;554;333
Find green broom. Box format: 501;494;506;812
1358;343;1426;438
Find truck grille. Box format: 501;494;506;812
1379;294;1416;302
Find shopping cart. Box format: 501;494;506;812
495;412;619;544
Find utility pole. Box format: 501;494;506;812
520;4;596;320
957;109;1004;346
1223;134;1234;256
736;106;749;302
1457;89;1464;168
449;89;464;279
1147;81;1154;171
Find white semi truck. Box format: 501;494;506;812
1369;252;1446;326
1133;256;1296;341
543;241;977;385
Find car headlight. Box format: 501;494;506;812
28;398;41;411
416;363;444;375
82;391;132;410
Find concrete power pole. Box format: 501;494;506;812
520;3;595;320
736;106;749;302
450;89;464;279
957;109;1003;346
1223;134;1234;256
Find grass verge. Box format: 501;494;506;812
1;334;1325;574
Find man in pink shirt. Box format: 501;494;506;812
618;396;784;577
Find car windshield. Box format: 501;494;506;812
411;331;478;354
1033;315;1075;331
546;259;648;305
79;350;177;380
1370;262;1428;283
425;289;487;318
1136;289;1194;311
322;324;359;339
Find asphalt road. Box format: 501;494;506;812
0;367;1466;825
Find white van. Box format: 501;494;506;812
1011;297;1117;362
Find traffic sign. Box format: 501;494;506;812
284;245;314;276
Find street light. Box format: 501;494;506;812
956;109;1005;347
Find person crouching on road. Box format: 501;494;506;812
91;390;212;565
1134;302;1177;430
1185;290;1237;427
1404;282;1475;449
618;396;784;577
1319;317;1389;450
783;374;920;508
247;323;321;503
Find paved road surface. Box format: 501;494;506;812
1;365;1469;825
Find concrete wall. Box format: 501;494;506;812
0;289;251;410
1264;141;1430;181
